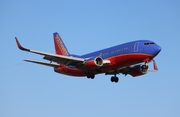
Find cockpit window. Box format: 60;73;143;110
144;42;155;45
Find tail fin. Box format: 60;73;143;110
53;32;70;56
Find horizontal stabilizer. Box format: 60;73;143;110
24;60;60;67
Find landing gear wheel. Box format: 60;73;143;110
87;73;95;79
111;76;115;82
114;77;119;83
90;74;95;79
110;76;119;83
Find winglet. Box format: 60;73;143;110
147;60;158;72
15;37;30;51
153;60;158;71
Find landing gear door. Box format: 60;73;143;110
134;42;140;52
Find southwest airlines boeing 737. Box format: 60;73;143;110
15;32;161;83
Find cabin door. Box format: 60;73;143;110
134;42;140;52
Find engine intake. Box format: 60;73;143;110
140;64;148;73
129;64;148;77
84;57;110;69
95;57;104;66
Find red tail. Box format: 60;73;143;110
53;32;69;56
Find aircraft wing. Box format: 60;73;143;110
106;60;158;76
24;60;60;67
15;37;85;66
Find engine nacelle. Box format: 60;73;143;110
129;64;148;77
84;57;110;69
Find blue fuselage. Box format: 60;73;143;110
80;40;161;60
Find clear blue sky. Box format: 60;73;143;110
1;0;180;117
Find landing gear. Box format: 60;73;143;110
111;76;119;83
110;72;119;83
87;73;95;79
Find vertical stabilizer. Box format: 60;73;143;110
53;32;70;56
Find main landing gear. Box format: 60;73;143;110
87;73;95;79
110;74;119;83
87;73;119;83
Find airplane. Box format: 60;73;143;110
15;32;161;83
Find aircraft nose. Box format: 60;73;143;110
154;45;161;56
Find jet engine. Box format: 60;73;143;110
129;64;149;77
84;57;110;69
